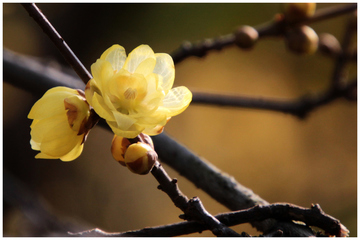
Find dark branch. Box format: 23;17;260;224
171;4;357;63
21;3;92;84
303;3;357;26
171;34;235;64
331;9;357;88
149;161;240;236
70;203;348;237
191;80;357;118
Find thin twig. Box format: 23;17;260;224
21;3;92;84
171;4;357;63
303;3;357;25
331;10;357;88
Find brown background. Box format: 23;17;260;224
3;3;357;237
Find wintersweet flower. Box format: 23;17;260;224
85;44;192;138
28;87;93;161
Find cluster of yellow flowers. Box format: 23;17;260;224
28;44;192;172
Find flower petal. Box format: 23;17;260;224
91;59;114;90
30;139;41;151
112;111;137;130
135;57;156;76
28;87;75;120
153;53;175;93
107;120;144;139
30;113;65;144
36;114;82;157
100;44;127;71
91;92;115;121
123;45;155;73
60;143;84;162
35;152;58;159
64;95;89;132
143;124;166;136
162;86;192;116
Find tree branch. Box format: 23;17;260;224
70;203;348;237
191;80;357;118
4;49;319;236
171;4;357;63
21;3;92;84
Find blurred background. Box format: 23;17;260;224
3;3;357;237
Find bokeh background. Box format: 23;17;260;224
3;3;357;237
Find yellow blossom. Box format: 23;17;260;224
28;87;92;161
85;44;192;138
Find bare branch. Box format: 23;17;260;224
21;3;92;84
150;160;241;236
331;10;357;88
171;4;357;63
191;80;357;118
70;203;347;237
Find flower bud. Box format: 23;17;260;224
318;33;341;57
124;142;157;175
234;25;258;49
283;3;316;22
111;135;131;166
285;25;319;55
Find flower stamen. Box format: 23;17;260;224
124;88;137;100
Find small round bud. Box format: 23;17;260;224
318;33;341;57
111;135;131;166
124;142;157;175
283;3;316;22
234;25;259;49
285;25;319;55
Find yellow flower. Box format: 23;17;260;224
85;44;192;138
28;87;92;161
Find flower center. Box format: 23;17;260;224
124;88;137;100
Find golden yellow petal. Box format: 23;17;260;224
123;45;155;73
153;53;175;93
100;44;127;71
90;59;114;89
30;139;41;151
60;143;84;161
91;92;115;121
107;120;143;139
112;111;137;130
35;152;58;159
39;115;82;157
43;86;78;95
162;86;192;117
136;110;168;126
30;113;65;144
28;87;74;120
134;57;156;76
143;125;166;136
